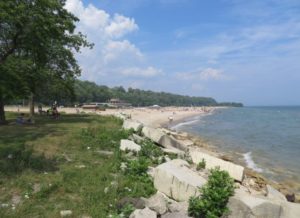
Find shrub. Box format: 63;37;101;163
167;153;178;160
196;158;206;170
188;167;235;218
125;157;150;177
139;140;164;158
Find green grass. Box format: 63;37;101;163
0;112;155;218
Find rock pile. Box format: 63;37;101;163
117;118;300;218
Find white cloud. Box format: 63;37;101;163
199;68;224;80
121;67;163;77
177;68;226;81
105;14;138;38
64;0;160;86
65;0;109;30
103;40;142;63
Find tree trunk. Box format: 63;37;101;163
29;92;35;118
0;94;6;125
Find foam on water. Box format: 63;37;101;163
170;116;201;131
243;152;264;173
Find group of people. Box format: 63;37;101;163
16;102;60;125
16;113;33;124
47;102;60;119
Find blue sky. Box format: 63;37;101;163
65;0;300;106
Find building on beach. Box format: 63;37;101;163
108;98;131;108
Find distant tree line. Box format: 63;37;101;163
72;80;243;107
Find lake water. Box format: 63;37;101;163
172;106;300;191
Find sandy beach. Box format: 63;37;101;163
5;106;216;128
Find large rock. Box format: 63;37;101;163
161;212;192;218
280;201;300;218
114;113;127;120
162;148;184;155
129;207;157;218
142;127;187;151
120;139;141;152
228;188;282;218
189;148;244;182
123;120;143;132
167;199;189;213
266;185;287;202
129;134;144;144
145;192;168;215
117;197;146;210
153;159;207;201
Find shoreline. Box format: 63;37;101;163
5;105;299;200
159;110;300;200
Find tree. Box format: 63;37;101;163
0;0;92;123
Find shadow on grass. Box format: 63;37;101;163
0;143;58;175
0;113;99;146
0;113;101;175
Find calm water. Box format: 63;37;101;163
173;106;300;190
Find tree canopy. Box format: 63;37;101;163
73;80;243;107
0;0;91;123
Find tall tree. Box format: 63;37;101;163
0;0;92;123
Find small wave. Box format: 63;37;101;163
170;116;201;130
243;152;264;173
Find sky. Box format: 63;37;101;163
65;0;300;106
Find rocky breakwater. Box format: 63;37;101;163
120;118;300;218
153;159;207;202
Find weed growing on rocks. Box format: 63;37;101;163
196;158;206;171
139;140;164;159
188;167;235;218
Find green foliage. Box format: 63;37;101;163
188;167;235;218
196;158;206;171
167;153;178;160
139;140;164;160
74;80;218;106
125;157;150;177
120;203;135;217
0;0;92;122
218;102;243;107
122;141;161;197
79;117;131;151
0;113;158;217
35;182;60;199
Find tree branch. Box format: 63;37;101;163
0;29;22;64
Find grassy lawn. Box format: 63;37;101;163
0;112;155;218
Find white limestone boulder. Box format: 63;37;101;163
189;148;244;182
120;139;141;152
129;207;157;218
161;212;192;218
144;192;168;215
129;134;144;144
167;199;189;213
142;127;187;151
228;188;282;218
60;210;73;217
266;185;287;202
153;159;207;201
123;120;143;132
162;148;184;155
114;113;127;120
280;201;300;218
